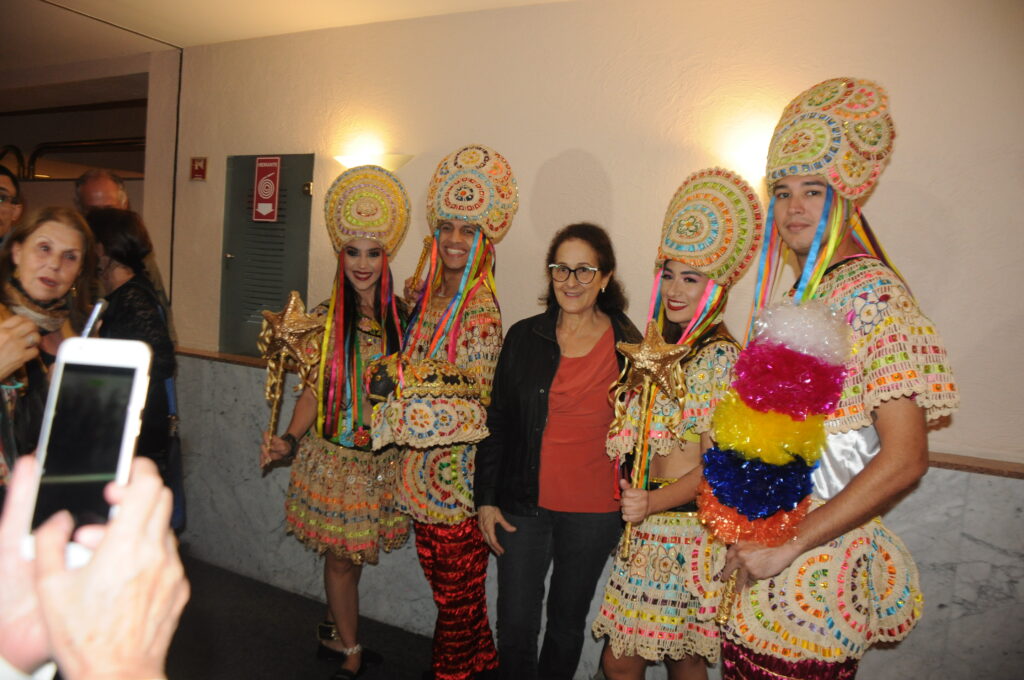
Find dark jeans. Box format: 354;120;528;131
496;508;622;680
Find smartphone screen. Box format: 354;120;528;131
31;363;138;529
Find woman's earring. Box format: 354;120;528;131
601;286;606;293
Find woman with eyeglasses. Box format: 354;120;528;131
475;222;640;680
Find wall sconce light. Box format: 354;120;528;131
334;153;413;172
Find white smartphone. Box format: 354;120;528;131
27;337;152;533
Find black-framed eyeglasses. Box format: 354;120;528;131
548;264;600;284
0;194;21;207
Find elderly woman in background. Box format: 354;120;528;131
86;209;175;467
0;207;95;469
475;223;641;680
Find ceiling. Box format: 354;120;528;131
3;0;570;66
0;0;570;112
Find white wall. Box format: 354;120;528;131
167;0;1024;462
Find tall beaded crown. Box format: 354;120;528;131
766;77;896;201
324;165;410;255
426;143;519;244
658;167;764;287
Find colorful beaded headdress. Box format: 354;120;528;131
316;165;408;446
750;77;903;338
648;168;764;346
425;143;519;244
324;165;410;255
659;167;764;286
766;77;895;201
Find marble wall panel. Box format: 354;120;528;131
177;356;1023;679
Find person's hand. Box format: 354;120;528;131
403;275;424;304
721;538;805;587
619;478;651;523
477;505;516;556
260;431;293;468
0;314;40;380
0;456;50;674
33;457;190;680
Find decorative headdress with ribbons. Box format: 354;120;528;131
425;143;519;244
368;145;518;451
403;143;518;365
750;77;903;338
648;167;764;347
324;164;410;255
316;165;410;445
767;77;895;202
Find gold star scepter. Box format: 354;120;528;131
257;291;324;466
615;321;691;559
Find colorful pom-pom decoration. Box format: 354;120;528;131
697;479;811;546
753;300;851;365
699;301;850;547
712;390;826;465
732;341;847;419
702;447;815;519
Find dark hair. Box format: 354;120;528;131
0;206;96;320
74;169;128;211
541;222;628;314
86;208;153;276
0;166;20;198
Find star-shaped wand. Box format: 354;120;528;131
257;291;324;465
615;321;691;559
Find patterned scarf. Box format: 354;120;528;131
4;278;71;333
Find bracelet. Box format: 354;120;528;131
280;433;299;459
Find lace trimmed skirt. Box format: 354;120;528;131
592;511;725;663
285;434;409;565
721;515;922;666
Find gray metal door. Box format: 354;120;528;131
219;154;313;356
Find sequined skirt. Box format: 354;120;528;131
592;511;726;663
721;515;922;665
285;435;409;565
395;443;477;525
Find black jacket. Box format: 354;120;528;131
474;306;642;516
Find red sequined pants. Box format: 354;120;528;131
721;640;859;680
414;518;498;680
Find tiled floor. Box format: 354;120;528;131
168;554;434;680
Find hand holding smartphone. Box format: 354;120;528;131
22;337;152;567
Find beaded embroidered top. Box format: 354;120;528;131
408;286;502;405
608;326;739;461
798;257;959;433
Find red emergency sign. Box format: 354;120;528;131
252;156;281;222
